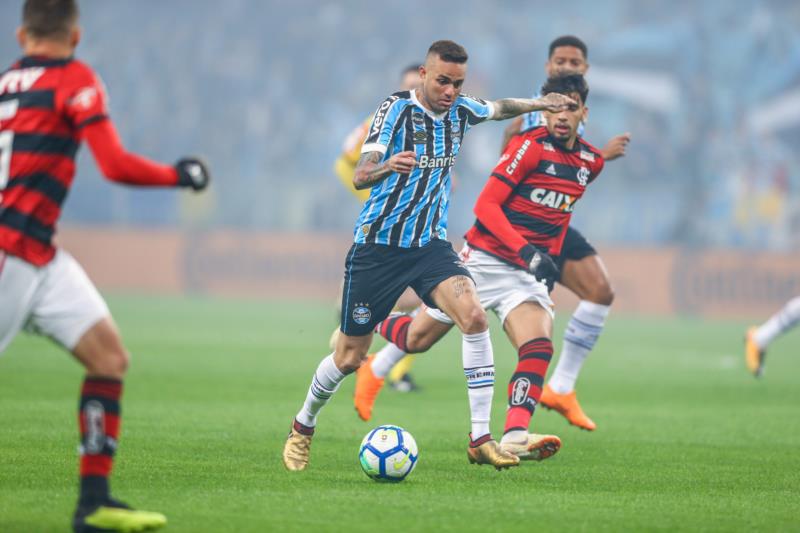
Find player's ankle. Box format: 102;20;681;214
547;377;575;395
468;433;492;447
500;429;526;444
292;419;315;436
78;475;110;506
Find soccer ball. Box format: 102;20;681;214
358;425;418;482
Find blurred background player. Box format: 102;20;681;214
333;64;423;393
334;64;422;203
282;39;574;473
361;73;604;459
499;35;631;431
745;296;800;377
0;1;210;531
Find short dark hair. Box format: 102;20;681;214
401;64;421;76
541;73;589;105
548;35;588;60
427;40;468;64
23;0;78;40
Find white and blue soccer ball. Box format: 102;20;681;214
358;425;418;482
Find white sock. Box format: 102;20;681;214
549;301;610;394
295;354;346;428
462;330;494;439
371;343;406;378
754;297;800;350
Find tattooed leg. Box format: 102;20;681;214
452;275;471;298
430;275;487;335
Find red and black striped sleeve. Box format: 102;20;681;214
60;62;178;186
59;61;109;129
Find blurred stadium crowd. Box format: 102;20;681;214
1;0;798;250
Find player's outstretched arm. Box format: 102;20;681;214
83;120;210;191
601;132;631;161
353;150;416;190
490;93;575;121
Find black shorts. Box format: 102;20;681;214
554;226;597;282
340;239;472;336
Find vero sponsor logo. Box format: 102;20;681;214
370;96;399;137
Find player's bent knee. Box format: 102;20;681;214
588;282;615;306
335;349;367;374
102;332;130;376
405;331;433;354
338;359;361;375
86;347;129;378
459;307;489;334
111;348;130;376
73;319;131;378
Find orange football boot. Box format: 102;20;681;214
540;385;596;431
744;327;765;378
354;354;385;421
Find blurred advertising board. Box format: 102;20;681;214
60;227;800;318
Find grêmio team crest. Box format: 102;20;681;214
352;303;371;325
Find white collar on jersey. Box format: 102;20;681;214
411;88;448;121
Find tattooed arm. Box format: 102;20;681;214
353;150;417;190
490;92;576;121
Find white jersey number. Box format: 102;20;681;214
0;98;19;191
0;130;13;191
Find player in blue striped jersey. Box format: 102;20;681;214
354;87;489;247
283;40;575;472
500;35;631;431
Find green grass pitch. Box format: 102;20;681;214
1;294;798;532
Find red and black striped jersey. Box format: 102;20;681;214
0;56;109;266
465;126;604;269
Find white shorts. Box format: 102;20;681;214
427;244;554;326
0;249;110;354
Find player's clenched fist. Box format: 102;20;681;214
175;157;211;191
387;151;417;174
535;92;577;112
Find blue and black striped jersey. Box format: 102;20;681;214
354;89;494;248
520;90;585;136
